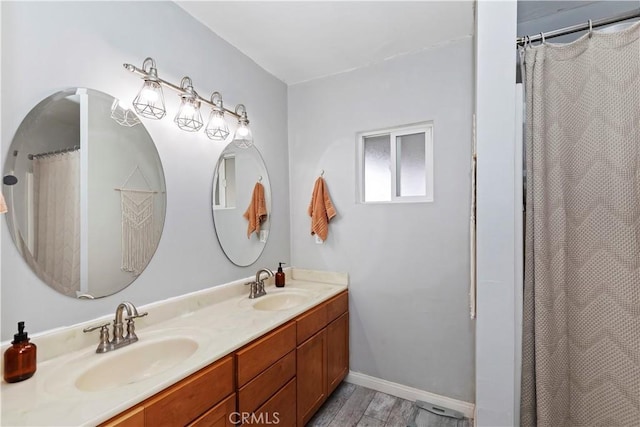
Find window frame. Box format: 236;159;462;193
357;122;434;204
212;153;236;210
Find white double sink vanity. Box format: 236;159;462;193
1;268;349;426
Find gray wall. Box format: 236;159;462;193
288;38;475;403
1;1;290;339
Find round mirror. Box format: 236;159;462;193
212;144;270;266
3;88;166;299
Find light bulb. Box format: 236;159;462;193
132;80;165;119
141;86;159;103
181;104;195;116
205;109;230;141
174;96;203;132
237;124;249;137
233;118;253;148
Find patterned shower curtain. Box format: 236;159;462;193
32;150;81;296
520;22;640;426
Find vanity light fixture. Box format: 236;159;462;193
174;77;203;132
131;58;166;120
124;57;253;146
205;92;230;141
232;104;253;148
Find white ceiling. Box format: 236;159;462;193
177;1;636;85
176;1;475;85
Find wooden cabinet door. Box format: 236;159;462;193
297;329;327;426
326;312;349;395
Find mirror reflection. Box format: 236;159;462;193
3;88;166;299
212;144;270;266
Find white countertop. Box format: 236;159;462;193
0;268;348;426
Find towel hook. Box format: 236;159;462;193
588;19;593;38
320;170;324;177
539;32;545;44
258;175;262;182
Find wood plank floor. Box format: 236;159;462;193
307;382;472;427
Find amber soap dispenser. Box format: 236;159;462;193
275;262;286;287
4;321;37;383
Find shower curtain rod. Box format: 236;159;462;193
28;145;80;160
516;8;640;45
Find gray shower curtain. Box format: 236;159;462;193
521;22;640;426
32;150;81;296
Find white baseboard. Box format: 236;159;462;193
345;371;475;419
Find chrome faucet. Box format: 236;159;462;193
83;301;148;353
245;268;274;299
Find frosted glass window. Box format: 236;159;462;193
396;133;426;197
358;122;433;203
363;135;391;202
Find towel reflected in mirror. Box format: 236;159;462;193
244;182;268;238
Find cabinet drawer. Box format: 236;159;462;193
236;322;296;387
296;303;327;345
251;378;297;427
238;350;296;414
188;393;236;427
99;406;144;427
145;356;234;427
326;291;348;323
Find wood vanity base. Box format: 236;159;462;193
101;290;349;427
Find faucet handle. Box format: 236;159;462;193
245;281;259;298
126;311;148;321
83;322;112;353
83;322;110;333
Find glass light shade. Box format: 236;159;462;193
174;97;203;132
110;99;141;127
205;109;230;141
132;80;166;119
233;120;253;148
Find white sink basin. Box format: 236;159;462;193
251;291;311;311
74;337;199;392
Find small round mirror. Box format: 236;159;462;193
212;144;270;266
3;88;166;299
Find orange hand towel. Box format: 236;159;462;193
0;191;7;214
308;177;337;241
243;182;268;238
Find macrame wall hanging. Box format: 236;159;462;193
114;165;158;276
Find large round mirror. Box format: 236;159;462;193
212;144;270;266
3;88;166;299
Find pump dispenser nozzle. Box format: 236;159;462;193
13;321;29;343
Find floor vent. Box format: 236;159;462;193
408;400;468;427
